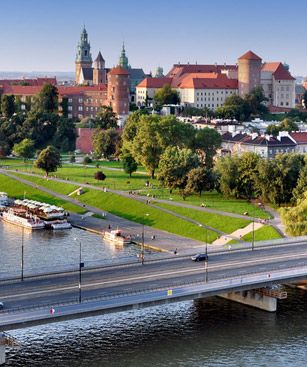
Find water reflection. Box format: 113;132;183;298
6;289;307;367
0;222;145;277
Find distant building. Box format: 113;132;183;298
136;50;296;111
221;131;299;159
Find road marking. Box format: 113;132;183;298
1;252;307;300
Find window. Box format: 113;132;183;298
68;106;72;111
68;98;72;103
78;106;83;111
78;98;83;103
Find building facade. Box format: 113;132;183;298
136;50;296;111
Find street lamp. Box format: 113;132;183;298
141;213;149;265
21;227;24;281
252;218;255;251
199;224;209;282
74;238;84;303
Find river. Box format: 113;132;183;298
0;223;306;366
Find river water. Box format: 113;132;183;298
1;223;306;366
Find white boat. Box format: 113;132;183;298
44;219;72;230
0;192;8;206
1;209;45;230
103;229;131;246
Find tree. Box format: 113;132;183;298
237;152;261;199
280;192;307;236
52;117;77;152
61;97;69;118
32;83;58;114
13;139;35;162
246;87;268;116
215;155;240;197
83;156;92;164
1;95;15;118
94;106;118;129
266;124;281;137
93;128;120;159
193;128;222;168
186;167;215;196
122;153;138;177
279;118;299;132
21;112;58;149
153;84;180;110
293;161;307;202
94;171;106;181
130;115;163;178
34;145;61;176
158;146;199;196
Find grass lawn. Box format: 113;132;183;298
140;188;271;219
78;189;219;243
228;225;282;244
4;173;218;243
0;174;86;214
155;202;250;234
8;164;155;191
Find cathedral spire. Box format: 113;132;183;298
76;26;92;64
118;42;130;69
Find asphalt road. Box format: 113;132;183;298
1;241;306;312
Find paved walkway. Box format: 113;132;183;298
212;222;264;245
0;170;206;254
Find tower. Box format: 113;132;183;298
75;26;93;84
93;51;106;84
118;43;130;70
238;50;262;96
107;66;130;127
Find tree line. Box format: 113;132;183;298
0;84;76;158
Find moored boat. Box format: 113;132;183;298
44;219;72;230
0;208;45;230
103;229;131;246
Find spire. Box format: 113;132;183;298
75;26;92;64
94;51;105;69
118;42;130;69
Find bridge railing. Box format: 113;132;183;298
1;264;306;317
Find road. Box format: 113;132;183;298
1;240;306;312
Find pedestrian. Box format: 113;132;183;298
108;224;111;230
174;248;177;255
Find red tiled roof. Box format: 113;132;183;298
137;77;172;88
1;84;107;96
238;50;262;61
289;132;307;143
262;62;295;81
166;64;237;78
108;66;129;75
0;77;57;86
175;73;238;89
2;85;42;95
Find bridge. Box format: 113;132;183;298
0;236;306;331
0;237;306;364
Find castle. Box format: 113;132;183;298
136;50;296;112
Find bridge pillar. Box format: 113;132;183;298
0;334;5;365
219;290;278;312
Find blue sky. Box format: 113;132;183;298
0;0;306;76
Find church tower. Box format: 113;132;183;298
238;51;262;96
118;43;130;70
93;51;106;84
75;26;93;84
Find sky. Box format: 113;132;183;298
0;0;306;76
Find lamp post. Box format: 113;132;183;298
199;224;209;282
141;214;149;265
74;238;84;303
252;218;255;251
21;227;24;281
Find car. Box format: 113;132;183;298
191;253;208;262
0;302;4;310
